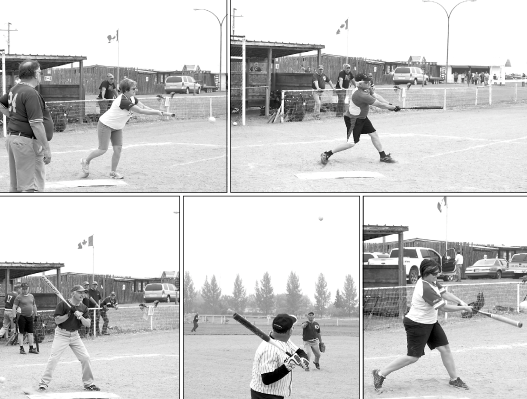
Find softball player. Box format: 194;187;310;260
39;285;99;392
301;312;324;370
191;313;199;332
12;283;38;354
250;314;309;399
0;284;20;339
372;260;473;391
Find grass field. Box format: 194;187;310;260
231;103;527;192
364;317;527;399
0;330;178;399
0;118;227;192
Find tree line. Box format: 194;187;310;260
183;272;358;317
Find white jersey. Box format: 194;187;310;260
406;279;446;324
99;94;139;130
250;338;299;397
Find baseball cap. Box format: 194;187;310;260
355;73;372;82
307;311;315;316
272;314;297;333
83;281;90;285
92;281;98;285
14;283;21;289
110;292;116;296
20;283;29;288
107;73;114;78
71;285;88;292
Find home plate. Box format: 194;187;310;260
26;392;120;399
46;180;128;189
295;171;384;180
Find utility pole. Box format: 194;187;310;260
0;23;18;54
232;8;243;36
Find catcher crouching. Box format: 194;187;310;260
301;311;325;370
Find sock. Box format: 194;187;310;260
20;346;24;350
326;150;333;158
30;345;34;349
379;151;386;158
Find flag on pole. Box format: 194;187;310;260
78;235;94;249
107;30;118;43
437;197;447;213
336;19;348;35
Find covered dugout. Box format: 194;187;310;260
230;37;324;117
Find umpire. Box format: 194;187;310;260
100;292;118;335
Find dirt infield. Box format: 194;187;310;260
364;317;527;399
184;334;359;399
0;119;226;192
0;330;178;399
231;103;527;192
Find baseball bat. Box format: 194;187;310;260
232;313;292;355
40;276;72;309
399;106;443;110
473;309;523;328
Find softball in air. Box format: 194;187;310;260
319;217;323;221
233;122;238;126
0;376;5;383
208;116;216;122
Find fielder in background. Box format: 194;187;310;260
372;259;473;391
80;281;91;338
320;73;399;165
100;292;118;335
0;284;21;339
12;283;39;354
250;314;309;399
39;285;100;392
301;311;325;371
88;282;102;337
191;313;199;333
80;78;172;180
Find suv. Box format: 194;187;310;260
164;76;201;94
143;283;178;303
509;253;527;278
393;67;429;85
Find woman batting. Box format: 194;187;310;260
81;78;174;179
372;259;473;391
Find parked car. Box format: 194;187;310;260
465;258;511;279
509;253;527;278
393;66;429;85
164;76;201;94
143;283;178;303
363;252;389;266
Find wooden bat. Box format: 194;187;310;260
233;313;292;356
40;276;71;309
399;106;443;110
473;309;523;328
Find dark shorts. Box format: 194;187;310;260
18;315;34;334
344;116;376;143
403;317;448;357
250;389;283;399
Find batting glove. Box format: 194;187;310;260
393;106;401;112
283;354;301;371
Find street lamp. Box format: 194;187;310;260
194;9;227;92
422;0;476;83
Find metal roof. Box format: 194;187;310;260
364;225;409;241
0;54;87;73
230;39;325;59
0;262;64;280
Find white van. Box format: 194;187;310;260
393;67;429;85
164;76;201;94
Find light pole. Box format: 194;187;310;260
423;0;476;83
194;9;227;92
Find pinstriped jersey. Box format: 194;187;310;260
250;338;299;397
406;279;446;324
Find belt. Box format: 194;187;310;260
58;326;77;333
9;132;36;140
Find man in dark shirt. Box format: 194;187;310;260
0;284;21;339
312;65;335;119
38;285;99;392
191;313;199;332
100;292;118;335
335;64;356;117
301;312;324;370
88;281;102;336
98;73;117;115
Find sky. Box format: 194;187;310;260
0;0;228;72
364;196;527;247
184;197;359;302
0;196;179;278
231;0;527;72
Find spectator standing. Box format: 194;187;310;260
335;64;355;117
12;283;39;354
522;73;526;87
455;251;464;280
312;65;335;120
454;72;458;83
460;72;465;84
98;73;117;115
0;284;21;339
88;282;102;337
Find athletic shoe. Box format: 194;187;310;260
314;362;320;370
80;158;89;177
304;365;310;372
449;377;469;390
109;171;124;179
320;152;329;165
372;369;385;390
380;154;396;163
29;347;39;354
20;347;26;355
38;384;48;391
84;385;101;391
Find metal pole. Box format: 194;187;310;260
117;31;120;84
1;49;5;137
446;15;450;84
219;24;222;91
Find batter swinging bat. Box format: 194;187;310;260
40;276;72;309
233;313;292;355
473;309;523;328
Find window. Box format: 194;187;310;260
166;76;182;83
364;254;373;262
391;248;418;258
395;67;410;74
512;254;527;262
145;283;163;291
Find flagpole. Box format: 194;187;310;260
346;28;349;65
445;200;448;252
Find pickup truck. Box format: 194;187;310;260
367;247;456;284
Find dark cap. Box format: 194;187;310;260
92;281;98;285
83;281;90;285
71;284;88;293
307;311;315;316
20;283;29;288
272;314;297;333
110;292;116;296
355;73;372;82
